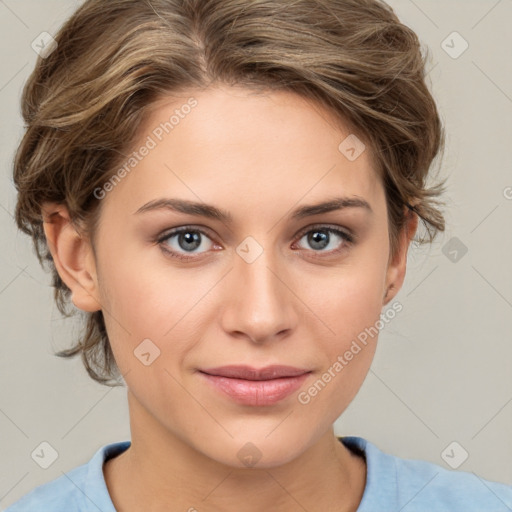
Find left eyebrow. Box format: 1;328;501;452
134;196;373;222
289;196;373;220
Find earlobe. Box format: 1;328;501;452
42;203;101;313
383;209;418;305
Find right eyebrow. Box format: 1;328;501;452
134;198;233;223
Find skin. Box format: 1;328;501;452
42;84;417;512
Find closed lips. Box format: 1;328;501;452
199;365;311;381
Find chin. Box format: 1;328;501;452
193;429;312;470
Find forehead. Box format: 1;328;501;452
101;85;384;221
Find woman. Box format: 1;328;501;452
7;0;512;510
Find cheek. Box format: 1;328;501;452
307;263;385;395
301;274;383;418
96;250;216;376
98;236;179;323
316;263;386;343
94;253;176;363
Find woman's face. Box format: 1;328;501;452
81;85;411;466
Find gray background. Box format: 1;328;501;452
1;0;511;508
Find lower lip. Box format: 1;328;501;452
199;372;310;406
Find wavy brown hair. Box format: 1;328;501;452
13;0;446;386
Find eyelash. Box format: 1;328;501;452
156;224;355;262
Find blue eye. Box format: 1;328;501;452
294;225;354;255
157;225;354;262
158;227;215;261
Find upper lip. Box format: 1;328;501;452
199;365;310;381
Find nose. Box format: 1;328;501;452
219;244;298;345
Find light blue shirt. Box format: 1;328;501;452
5;436;512;511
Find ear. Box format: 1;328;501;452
382;208;418;306
42;202;101;312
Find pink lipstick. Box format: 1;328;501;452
198;365;311;406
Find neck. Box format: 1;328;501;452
104;391;366;512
